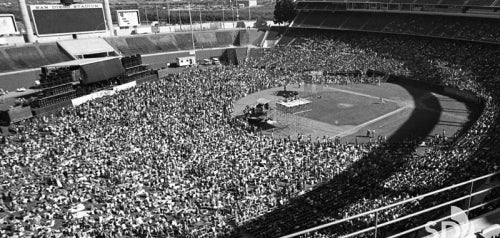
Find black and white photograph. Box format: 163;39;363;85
0;0;499;237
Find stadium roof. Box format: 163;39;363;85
44;57;120;67
58;38;118;58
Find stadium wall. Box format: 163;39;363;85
142;47;248;69
104;29;257;56
31;32;111;44
0;29;259;74
0;29;261;90
0;46;249;90
0;36;25;46
0;42;71;73
112;20;276;36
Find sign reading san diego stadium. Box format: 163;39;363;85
31;4;103;10
30;4;106;36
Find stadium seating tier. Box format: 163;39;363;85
293;11;500;44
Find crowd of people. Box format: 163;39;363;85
295;11;500;44
242;29;500;237
0;27;499;238
0;64;384;237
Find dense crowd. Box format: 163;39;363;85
242;29;500;237
1;64;384;237
294;11;500;44
0;28;499;238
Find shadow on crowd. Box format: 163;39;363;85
232;82;448;237
232;30;497;237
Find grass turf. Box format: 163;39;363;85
233;82;480;143
301;90;400;126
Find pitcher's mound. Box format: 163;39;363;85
338;103;354;108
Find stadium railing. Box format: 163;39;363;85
280;171;500;238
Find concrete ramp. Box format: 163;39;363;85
234;47;248;65
236;30;249;46
247;29;266;46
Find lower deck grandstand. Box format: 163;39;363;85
292;11;500;44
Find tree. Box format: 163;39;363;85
274;0;296;25
282;0;297;25
254;16;268;31
273;0;284;25
236;21;246;28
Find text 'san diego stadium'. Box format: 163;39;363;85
0;0;499;237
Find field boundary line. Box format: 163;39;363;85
336;105;411;137
323;86;403;104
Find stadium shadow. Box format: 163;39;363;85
232;82;447;238
386;81;443;143
452;99;483;141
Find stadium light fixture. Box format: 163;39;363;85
188;2;195;50
17;0;35;43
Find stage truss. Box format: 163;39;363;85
272;98;312;135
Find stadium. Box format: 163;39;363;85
0;0;499;237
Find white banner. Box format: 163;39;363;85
71;90;115;107
113;81;136;91
72;81;138;107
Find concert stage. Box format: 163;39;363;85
276;98;312;114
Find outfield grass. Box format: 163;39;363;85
302;90;400;126
233;82;481;143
